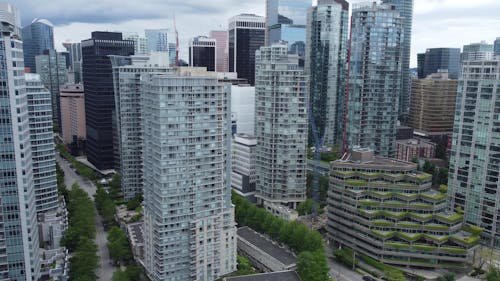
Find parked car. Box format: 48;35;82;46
363;276;376;281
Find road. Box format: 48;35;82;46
56;153;115;281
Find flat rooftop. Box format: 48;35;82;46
224;271;302;281
237;227;296;266
127;222;144;245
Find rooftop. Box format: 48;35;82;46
127;222;144;245
237;227;296;266
336;148;417;170
224;271;302;281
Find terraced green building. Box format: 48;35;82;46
327;148;480;268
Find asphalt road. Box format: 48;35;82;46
56;153;115;281
327;243;365;281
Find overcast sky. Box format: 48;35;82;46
14;0;500;67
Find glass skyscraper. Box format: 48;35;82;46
266;0;309;60
35;49;68;129
142;68;236;281
0;4;41;279
381;0;413;120
145;29;169;52
306;0;349;146
448;58;500;248
21;18;55;72
462;41;494;61
417;48;461;79
188;36;216;71
81;32;134;170
495;37;500;56
346;2;404;157
228;14;266;85
254;43;309;210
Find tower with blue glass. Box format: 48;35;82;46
22;18;55;72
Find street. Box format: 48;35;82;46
327;244;364;281
56;153;116;281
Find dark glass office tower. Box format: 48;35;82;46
495;37;500;56
81;32;134;170
381;0;413;120
22;18;55;72
306;0;349;146
188;36;216;71
417;48;461;79
228;14;266;86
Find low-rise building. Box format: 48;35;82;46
396;138;436;162
327;148;480;268
263;201;299;222
237;227;297;272
224;271;302;281
127;222;145;266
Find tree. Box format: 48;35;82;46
437;168;449;186
297;199;313;216
107;226;133;265
127;194;143;210
112;269;130;281
422;160;436;175
297;251;330;281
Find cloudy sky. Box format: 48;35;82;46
14;0;500;67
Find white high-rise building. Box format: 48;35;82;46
111;53;172;200
231;134;257;200
0;3;41;280
145;29;169;52
254;43;309;211
142;68;237;280
25;74;58;214
124;33;149;55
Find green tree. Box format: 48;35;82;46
487;266;500;281
112;269;130;281
297;199;314;216
297;251;330;281
422;160;435;175
107;226;133;264
437;168;449;185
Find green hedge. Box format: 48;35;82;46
57;144;97;181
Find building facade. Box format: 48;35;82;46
209;30;229;72
495;37;500;56
231;134;257;200
462;41;494;62
111;54;170;200
21;18;55;72
145;29;169;52
63;42;82;84
382;0;414;119
189;36;216;71
417;48;461;79
231;85;255;135
346;3;403;157
81;32;134;170
35;49;68;128
409;71;458;134
306;0;349;145
0;4;41;279
228;14;266;86
448;58;500;248
328;148;479;268
266;0;309;60
25;74;59;214
254;43;308;210
395;138;436;162
142;69;237;281
124;33;149;55
60;84;86;143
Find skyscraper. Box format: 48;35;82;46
81;32;134;170
381;0;414;119
22;18;55;72
228;14;266;85
0;4;41;279
448;57;500;248
495;37;500;55
124;33;149;55
417;48;461;79
462;41;494;61
346;2;404;157
142;68;236;281
188;36;216;71
254;43;308;210
209;30;229;72
266;0;309;60
25;73;59;214
111;54;171;200
409;71;458;134
60;84;86;144
306;0;349;145
36;49;68;128
145;29;169;52
62;42;83;83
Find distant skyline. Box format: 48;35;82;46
14;0;500;67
